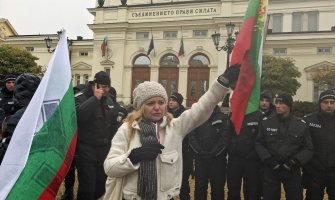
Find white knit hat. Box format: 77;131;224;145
133;81;168;109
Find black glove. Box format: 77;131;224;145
217;64;241;87
128;143;164;164
264;157;281;170
283;158;300;171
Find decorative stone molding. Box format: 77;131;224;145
100;59;115;65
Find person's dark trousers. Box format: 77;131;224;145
61;159;76;200
227;155;262;200
194;155;226;200
179;149;193;200
262;166;303;200
76;159;107;200
304;170;335;200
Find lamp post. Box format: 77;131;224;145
44;31;62;53
211;22;238;69
45;30;72;55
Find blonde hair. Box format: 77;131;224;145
124;104;173;142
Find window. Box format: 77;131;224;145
75;74;80;86
272;14;283;33
105;68;111;76
134;55;151;65
193;30;208;37
189;54;210;66
273;48;287;55
164;31;177;39
308;11;318;31
160;54;179;65
83;74;89;84
292;12;303;32
79;52;88;56
136;32;149;39
26;47;34;52
317;47;332;54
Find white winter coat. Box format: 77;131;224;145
104;81;229;200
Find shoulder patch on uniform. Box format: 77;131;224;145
74;92;84;98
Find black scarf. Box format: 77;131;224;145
137;120;158;200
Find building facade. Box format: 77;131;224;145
1;0;335;105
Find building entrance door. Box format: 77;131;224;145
186;67;209;107
131;66;150;102
159;67;179;97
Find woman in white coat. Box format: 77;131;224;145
103;65;240;200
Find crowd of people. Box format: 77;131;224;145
0;64;334;200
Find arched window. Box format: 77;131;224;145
160;54;180;66
133;54;151;66
189;54;210;66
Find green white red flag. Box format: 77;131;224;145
101;36;108;57
230;0;268;134
0;30;77;199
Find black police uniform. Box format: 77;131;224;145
303;112;335;200
226;111;264;200
0;87;15;117
168;105;192;200
189;106;228;200
75;82;119;200
255;114;313;200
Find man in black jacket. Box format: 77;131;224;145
168;92;192;200
75;71;119;200
303;90;335;200
0;74;16;117
189;105;228;200
255;93;314;200
0;74;40;164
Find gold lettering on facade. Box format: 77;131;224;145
129;7;218;19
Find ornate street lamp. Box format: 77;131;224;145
44;31;62;53
45;31;72;53
211;22;239;68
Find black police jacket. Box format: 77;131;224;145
226;110;264;160
303;112;335;171
189;107;229;156
255;114;314;165
75;83;119;161
0;87;15;117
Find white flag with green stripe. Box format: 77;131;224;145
0;30;77;199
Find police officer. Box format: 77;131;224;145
0;74;16;117
303;90;335;200
189;105;228;200
259;90;276;117
255;93;313;200
226;92;271;200
168;92;192;200
0;74;40;164
75;71;119;200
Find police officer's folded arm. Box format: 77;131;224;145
75;96;100;122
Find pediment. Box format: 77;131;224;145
304;61;335;73
71;62;92;70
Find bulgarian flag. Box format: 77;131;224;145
0;30;77;199
101;36;108;57
230;0;268;134
178;36;185;57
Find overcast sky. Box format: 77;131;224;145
0;0;96;39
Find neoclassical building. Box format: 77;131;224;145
1;0;335;105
